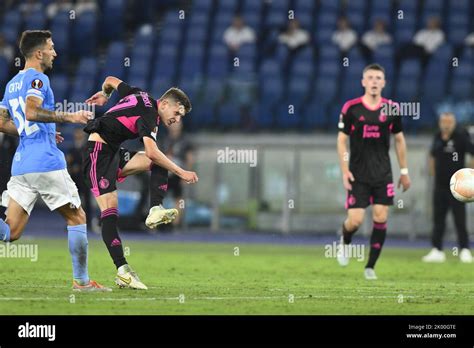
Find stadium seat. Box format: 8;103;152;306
217;101;242;128
101;0;126;41
399;59;422;79
275;100;302;129
217;0;239;13
24;9;46;31
314;77;339;104
0;57;10;87
180;44;205;77
1;10;21;44
287;77;312;106
99;42;127;84
302;101;328;129
72;10;97;57
395;77;419;101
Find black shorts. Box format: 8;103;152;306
345;178;395;209
83;141;137;197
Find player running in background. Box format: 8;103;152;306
0;30;109;291
336;63;411;280
83;76;198;290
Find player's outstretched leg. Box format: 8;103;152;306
56;204;111;292
146;164;178;228
119;152;178;229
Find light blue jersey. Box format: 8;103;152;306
0;68;66;175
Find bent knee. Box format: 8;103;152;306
67;208;87;226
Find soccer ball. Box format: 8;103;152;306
450;168;474;203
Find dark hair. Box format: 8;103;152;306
363;63;385;75
160;87;192;113
19;30;52;58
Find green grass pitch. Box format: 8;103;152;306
1;238;473;315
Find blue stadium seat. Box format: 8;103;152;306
294;0;316;13
217;101;242;128
177;77;202;102
251;102;273;128
264;11;288;29
395;78;419;101
154;45;179;79
101;0;126;41
218;0;239;13
192;0;213;12
99;42;127;83
259;59;281;76
214;11;235;28
2;10;21;44
267;0;290;11
346;12;366;34
275;100;302;129
448;0;470;11
398;0;418;11
190;12;210;27
290;58;314;78
76;58;98;80
423;0;444;12
151;77;173;98
316;27;334;45
261;76;283;101
373;44;394;60
319;44;339;61
180;44;205;77
287;77;311;106
302;101;328;129
346;0;367;12
317;11;338;30
317;61;340;78
0;57;10;87
448;27;469;45
243;12;261;31
422;76;447;103
340;79;364;102
72;10;97;57
314;77;338;103
450;78;472;100
294;12;313;30
203;79;226;105
71;73;96;103
24;9;46;31
185;25;208;44
207;46;229;77
51;73;69;103
319;0;341;12
399;59;422;79
242;0;264;13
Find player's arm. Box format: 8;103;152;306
143;137;198;184
85;76;127;106
337;131;355;190
428;155;435;176
394;132;411;191
25;96;91;124
0;107;19;136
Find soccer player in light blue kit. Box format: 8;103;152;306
0;30;109;291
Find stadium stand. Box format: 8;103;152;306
0;0;473;140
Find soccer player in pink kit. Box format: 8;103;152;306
336;64;411;280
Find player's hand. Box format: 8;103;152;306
179;170;199;184
85;91;108;106
70;110;93;124
55;132;64;144
342;170;355;191
398;174;411;192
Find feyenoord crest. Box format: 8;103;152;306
99;178;110;189
31;79;43;89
